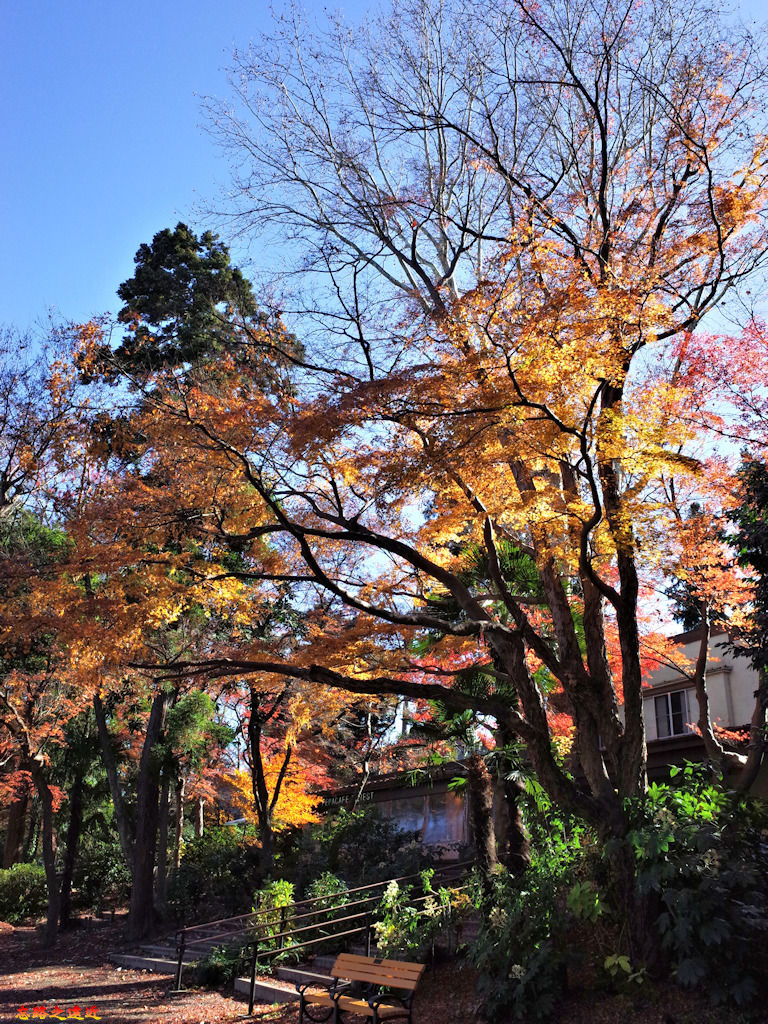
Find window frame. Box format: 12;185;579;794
653;688;694;739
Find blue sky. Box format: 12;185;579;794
1;0;366;335
2;0;765;336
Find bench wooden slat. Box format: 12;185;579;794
303;993;405;1018
329;971;420;988
298;953;424;1023
335;997;409;1019
330;955;424;988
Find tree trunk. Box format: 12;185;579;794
93;692;133;864
173;774;185;870
31;765;60;946
128;689;171;941
2;791;28;868
604;834;662;971
59;768;85;929
193;796;205;838
22;797;39;861
466;752;497;876
495;724;530;875
247;704;275;870
154;773;170;915
734;666;768;792
497;773;530;874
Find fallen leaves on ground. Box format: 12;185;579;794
0;917;752;1024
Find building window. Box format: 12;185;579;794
654;689;693;738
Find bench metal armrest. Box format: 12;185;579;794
296;979;350;997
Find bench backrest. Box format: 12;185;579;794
330;953;425;992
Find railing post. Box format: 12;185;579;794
364;915;372;957
279;904;287;951
248;939;259;1016
174;931;186;992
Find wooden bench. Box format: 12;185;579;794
297;952;425;1024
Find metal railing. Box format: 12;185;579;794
172;861;472;1012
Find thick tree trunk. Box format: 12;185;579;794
173;774;185;870
605;835;662;971
2;791;28;868
128;689;171;941
466;753;497;875
154;773;170;914
494;724;530;875
93;692;133;864
59;768;85;929
497;773;530;874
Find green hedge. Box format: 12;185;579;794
0;863;47;924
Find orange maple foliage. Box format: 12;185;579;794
10;8;768;947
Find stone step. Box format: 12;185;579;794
139;944;184;958
309;954;337;973
181;938;237;955
110;953;191;974
234;975;299;1004
276;965;334;988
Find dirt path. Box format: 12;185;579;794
0;920;284;1024
0;918;748;1024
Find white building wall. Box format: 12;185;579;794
642;633;758;733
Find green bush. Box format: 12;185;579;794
193;943;248;987
0;863;47;924
467;780;596;1021
251;878;295;957
168;826;263;924
372;870;461;960
304;807;428;888
73;832;131;912
468;863;572;1022
630;764;768;1009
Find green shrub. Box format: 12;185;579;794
0;863;47;924
168;826;263;924
630;764;768;1009
372;870;460;960
468;864;571;1022
467;780;596;1021
193;943;248;987
73;832;131;912
251;878;295;956
305;870;348;907
304;807;428;888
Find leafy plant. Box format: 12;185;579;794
603;953;646;987
0;863;47;924
566;880;604;924
303;807;428;887
373;871;466;961
252;878;296;957
168;826;262;923
468;865;570;1022
73;830;131;913
193;943;248;987
630;764;768;1009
